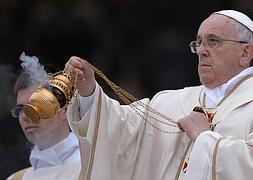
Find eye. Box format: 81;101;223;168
208;38;219;43
196;39;202;46
207;38;220;48
16;105;24;113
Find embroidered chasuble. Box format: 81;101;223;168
67;72;253;180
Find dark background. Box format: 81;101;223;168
0;0;252;179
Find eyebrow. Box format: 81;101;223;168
196;34;221;40
16;104;24;108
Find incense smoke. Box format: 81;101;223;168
0;52;49;119
19;52;48;84
0;64;16;118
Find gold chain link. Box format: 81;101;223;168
90;64;181;134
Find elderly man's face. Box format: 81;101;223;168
196;14;248;88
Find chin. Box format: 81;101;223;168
25;132;38;142
26;136;36;145
202;81;219;89
200;77;213;88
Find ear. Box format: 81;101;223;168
239;44;253;67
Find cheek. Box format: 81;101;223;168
210;61;222;74
19;118;26;130
213;48;238;70
212;57;234;76
207;53;227;75
39;120;57;131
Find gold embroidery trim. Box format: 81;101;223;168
175;142;192;180
12;168;30;180
86;91;102;180
212;137;226;180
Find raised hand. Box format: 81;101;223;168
65;56;96;97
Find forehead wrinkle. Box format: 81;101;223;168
196;34;221;40
198;15;237;39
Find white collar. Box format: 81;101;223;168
30;132;80;170
203;67;253;107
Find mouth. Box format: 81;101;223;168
24;126;39;132
199;63;212;69
199;62;211;66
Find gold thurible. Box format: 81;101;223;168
23;66;77;124
24;62;181;133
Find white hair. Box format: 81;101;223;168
233;19;253;43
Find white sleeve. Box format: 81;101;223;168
185;131;222;180
67;83;99;137
78;83;98;119
67;84;148;180
186;130;253;180
6;174;14;180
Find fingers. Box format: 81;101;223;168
65;56;92;78
178;112;206;128
178;112;210;141
68;57;90;71
65;56;96;97
76;70;85;81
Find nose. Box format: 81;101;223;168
196;42;210;57
21;111;32;123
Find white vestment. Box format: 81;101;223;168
7;132;82;180
67;72;253;180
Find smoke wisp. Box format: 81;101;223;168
0;64;16;118
19;52;48;84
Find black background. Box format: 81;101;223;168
0;0;252;179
